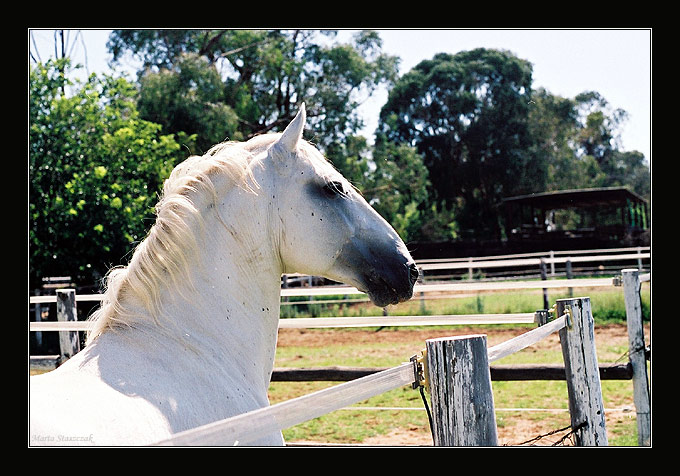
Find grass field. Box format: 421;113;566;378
269;283;651;446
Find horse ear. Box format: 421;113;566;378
276;103;306;153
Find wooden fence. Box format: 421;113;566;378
28;250;650;446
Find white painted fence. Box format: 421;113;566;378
416;246;649;279
29;276;617;306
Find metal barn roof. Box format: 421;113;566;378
501;187;647;210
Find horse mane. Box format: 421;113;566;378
86;136;272;343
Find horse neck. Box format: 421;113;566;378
121;186;283;390
197;202;283;363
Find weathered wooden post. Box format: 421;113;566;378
56;289;80;361
557;297;608;446
281;274;289;303
636;247;643;271
425;335;498;446
621;269;651;446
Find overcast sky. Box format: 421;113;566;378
29;28;651;162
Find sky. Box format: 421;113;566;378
29;28;651;162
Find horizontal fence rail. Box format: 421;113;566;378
415;246;649;263
487;315;566;363
270;363;633;383
29;276;627;305
418;252;649;271
30;313;537;333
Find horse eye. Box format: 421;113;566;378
323;181;345;198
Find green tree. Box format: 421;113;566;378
108;29;399;152
365;137;440;242
526;88;580;191
527;88;650;202
29;59;194;287
324;134;372;188
136;52;240;153
573;91;627;165
378;49;535;240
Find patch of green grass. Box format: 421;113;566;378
608;418;640;446
270;321;646;445
493;380;570;410
273;385;430;444
275;340;419;369
271;281;650;445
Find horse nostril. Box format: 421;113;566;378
408;263;420;286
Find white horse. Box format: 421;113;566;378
30;104;417;446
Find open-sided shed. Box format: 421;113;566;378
502;187;649;246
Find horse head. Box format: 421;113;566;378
266;104;417;307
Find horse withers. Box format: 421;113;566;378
29;104;417;446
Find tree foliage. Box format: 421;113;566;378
136;53;239;153
108;29;399;152
29;32;650;287
379;49;649;240
367;137;433;242
378;49;537;239
29;59;193;287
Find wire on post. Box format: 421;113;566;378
410;351;433;440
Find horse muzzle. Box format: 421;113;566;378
361;261;418;308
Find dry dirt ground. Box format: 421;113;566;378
276;323;648;446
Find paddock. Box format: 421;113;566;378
28;247;650;446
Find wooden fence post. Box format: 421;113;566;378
33;288;43;347
565;259;573;297
418;267;426;314
549;250;555;276
56;289;80;361
622;269;651;446
540;259;549;309
557;297;608;446
425;334;498;446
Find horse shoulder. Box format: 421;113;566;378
29;347;172;446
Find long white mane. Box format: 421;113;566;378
86;138;268;343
